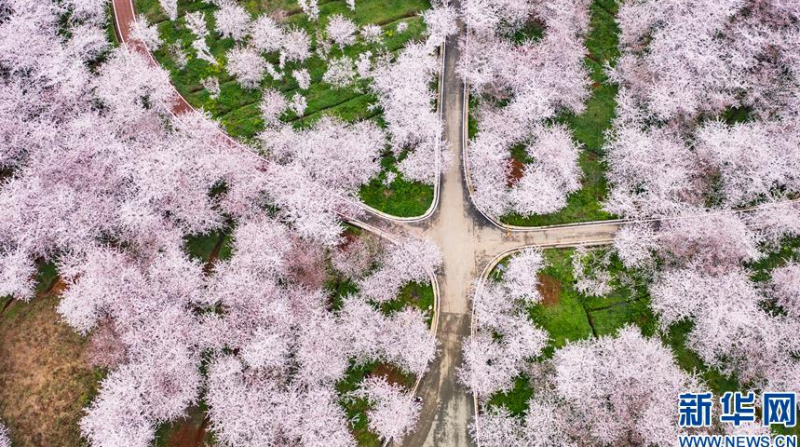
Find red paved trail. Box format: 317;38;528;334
112;0;194;114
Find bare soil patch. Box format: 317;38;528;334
161;407;211;447
507;157;525;187
537;273;562;307
370;363;413;388
0;289;101;447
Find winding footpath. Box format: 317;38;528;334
111;2;619;446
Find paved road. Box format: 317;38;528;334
111;2;620;445
386;18;618;447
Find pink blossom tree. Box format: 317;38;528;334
281;27;311;63
214;1;251;41
250;15;284;53
159;0;177;21
422;3;459;49
259;88;288;127
259;116;384;195
298;0;320;20
501;248;544;303
130;15;162;52
358;237;442;303
323;56;356;89
772;263;800;319
326;14;357;50
461;249;548;398
461;0;591;218
226;46;265;89
552;326;700;447
331;234;383;280
352;377;421;443
370;42;447;184
0;422;9;447
651;269;800;393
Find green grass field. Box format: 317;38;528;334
486;241;800;432
133;0;436;217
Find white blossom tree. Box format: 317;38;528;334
353;377;421;443
226;46;265;89
250;15;284;53
0;422;10;447
214;1;251;41
326;14;357;49
772;263;800;319
358;237;442;303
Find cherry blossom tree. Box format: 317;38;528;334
352;377;421;443
323;56;356;89
185;11;209;38
0;250;36;301
260;116;384;194
358;237;442;303
130;15;162;51
326;14;357;49
288;92;307;115
461;0;591;218
553;326;700;447
250;15;284;53
202;76;221;98
501;248;544;303
298;0;319;20
259;88;288;127
474;327;701;447
0;1;443;445
772;263;800;319
331;234;382;280
656;213;760;274
360;24;383;44
650;268;800;392
214;1;251;41
226;46;265;89
612;223;658;271
606;0;800;218
695;120;800;207
422;2;458;49
0;422;9;447
371;42;447;184
159;0;177;21
745;201;800;249
293;68;311;89
282;27;311;62
461;249;548;398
